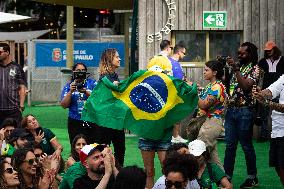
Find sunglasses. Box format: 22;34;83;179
35;153;44;158
165;179;184;189
24;158;38;165
4;167;14;174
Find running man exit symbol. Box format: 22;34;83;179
203;11;227;28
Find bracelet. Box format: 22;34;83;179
264;99;270;107
20;106;25;111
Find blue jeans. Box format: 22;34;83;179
224;107;257;178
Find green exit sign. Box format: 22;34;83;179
203;11;227;29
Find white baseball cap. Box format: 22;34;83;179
188;140;206;156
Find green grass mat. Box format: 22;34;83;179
23;105;283;188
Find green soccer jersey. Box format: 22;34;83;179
199;163;226;188
59;162;87;189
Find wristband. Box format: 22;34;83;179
264;99;270;107
20;106;25;111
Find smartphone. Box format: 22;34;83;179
35;127;43;135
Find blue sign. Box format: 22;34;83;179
35;41;125;67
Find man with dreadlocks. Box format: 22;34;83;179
223;42;259;188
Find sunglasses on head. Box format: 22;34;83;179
165;179;184;189
4;167;14;174
24;158;38;165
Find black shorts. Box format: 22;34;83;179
269;137;284;168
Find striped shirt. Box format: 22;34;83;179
0;61;26;110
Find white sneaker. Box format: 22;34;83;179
171;135;188;143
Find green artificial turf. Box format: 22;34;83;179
24;105;283;188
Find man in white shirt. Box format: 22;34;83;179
257;40;284;141
253;75;284;186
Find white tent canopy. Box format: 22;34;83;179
0;30;50;42
0;12;31;24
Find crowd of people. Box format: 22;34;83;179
0;37;284;189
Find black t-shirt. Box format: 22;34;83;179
0;61;26;110
73;174;114;189
258;56;284;89
99;72;120;83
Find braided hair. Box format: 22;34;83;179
241;42;258;65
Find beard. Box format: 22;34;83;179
239;58;248;66
90;164;105;175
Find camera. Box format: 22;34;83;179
75;81;85;90
73;71;87;80
216;55;228;67
73;71;87;90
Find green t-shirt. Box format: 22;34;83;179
41;128;56;155
199;163;226;188
59;162;87;189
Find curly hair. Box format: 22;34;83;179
12;148;39;189
205;60;225;80
112;165;146;189
98;48;118;75
162;152;199;181
0;157;8;189
166;143;188;156
70;134;88;162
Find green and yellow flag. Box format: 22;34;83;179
81;70;198;140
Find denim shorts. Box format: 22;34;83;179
138;138;171;151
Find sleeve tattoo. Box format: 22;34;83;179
269;101;284;113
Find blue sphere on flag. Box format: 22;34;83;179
129;75;168;113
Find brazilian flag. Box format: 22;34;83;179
81;70;198;140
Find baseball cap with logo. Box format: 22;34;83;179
264;40;277;51
79;143;107;164
188;140;206;157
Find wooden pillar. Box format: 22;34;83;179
124;12;130;77
66;6;74;69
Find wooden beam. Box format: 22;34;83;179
32;0;133;10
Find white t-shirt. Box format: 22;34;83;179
153;175;200;189
267;74;284;138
